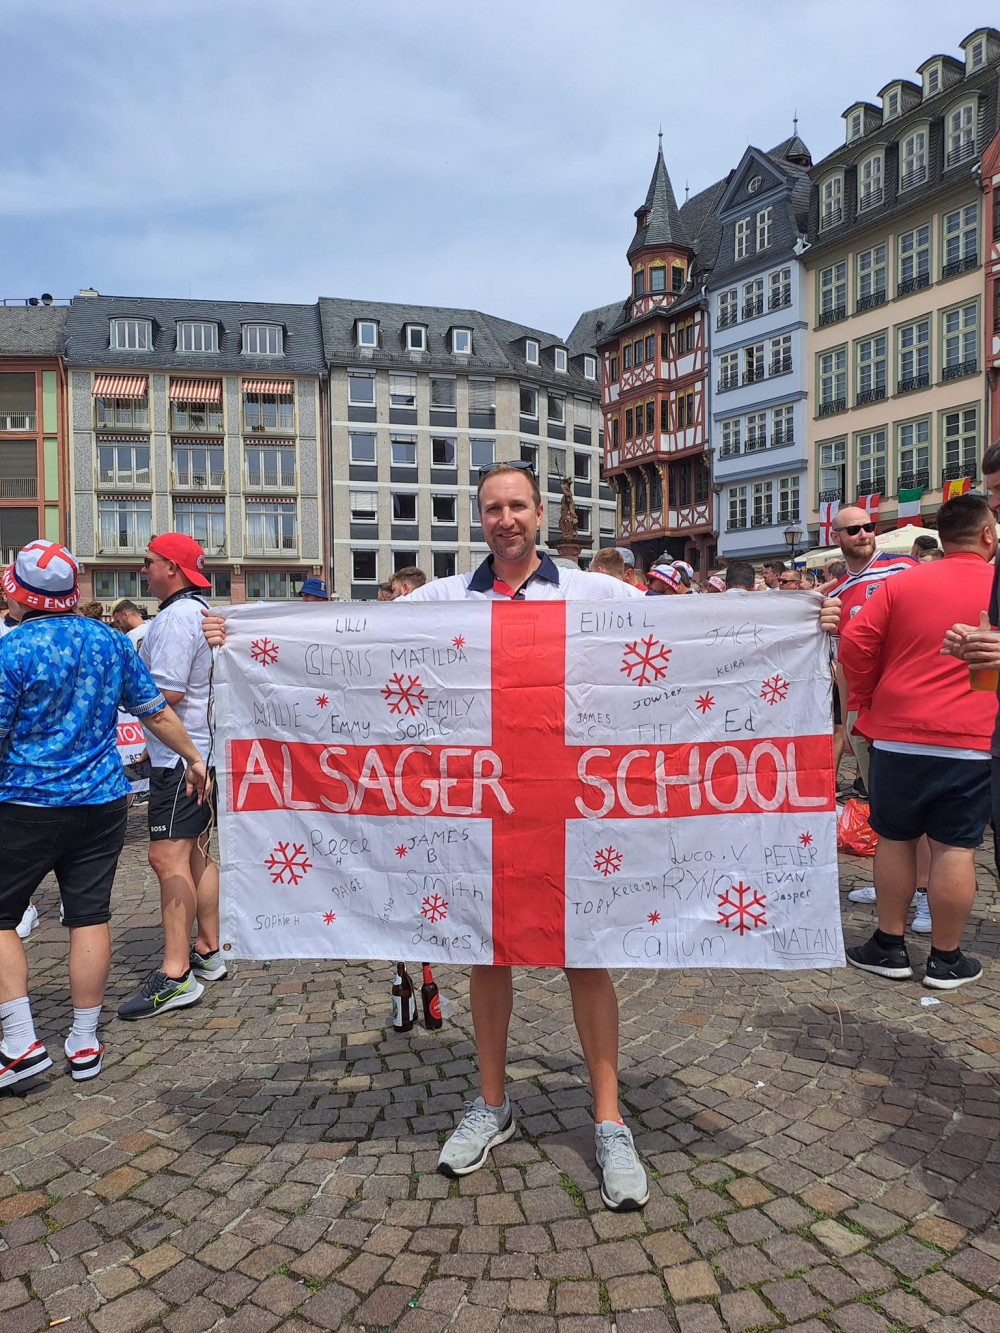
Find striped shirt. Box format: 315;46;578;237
828;553;918;635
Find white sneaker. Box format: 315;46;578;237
911;890;932;935
15;904;39;940
847;886;876;904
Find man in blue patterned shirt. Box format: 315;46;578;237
0;542;208;1090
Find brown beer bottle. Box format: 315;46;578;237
392;963;415;1033
421;963;442;1030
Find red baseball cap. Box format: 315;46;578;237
147;533;211;589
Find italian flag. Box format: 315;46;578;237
896;486;923;528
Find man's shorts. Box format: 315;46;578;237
868;747;990;848
0;798;128;929
148;763;216;842
845;710;871;787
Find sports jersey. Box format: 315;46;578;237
828;552;917;635
0;614;165;805
405;551;645;602
140;590;213;766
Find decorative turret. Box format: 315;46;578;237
627;140;695;314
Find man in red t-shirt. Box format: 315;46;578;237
840;494;997;990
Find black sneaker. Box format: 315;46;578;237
852;775;868;800
0;1041;53;1089
923;952;983;990
117;969;204;1020
846;932;913;980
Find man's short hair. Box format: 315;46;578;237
589;548;625;579
981;440;1000;476
476;462;541;507
823;559;846;579
113;599;142;618
936;492;993;545
391;566;427;591
725;561;755;590
763;559;787;575
911;534;939;554
921;547;945;561
78;599;105;619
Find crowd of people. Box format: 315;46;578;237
1;450;997;1217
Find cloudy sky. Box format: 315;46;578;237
1;1;992;337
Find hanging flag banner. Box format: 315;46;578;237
856;492;881;523
214;597;843;971
819;499;840;545
896;486;924;528
944;477;972;501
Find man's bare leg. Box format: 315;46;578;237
149;838;198;978
191;836;219;956
873;837;918;936
68;924;111;1008
925;840;977;953
470;965;513;1105
566;968;621;1122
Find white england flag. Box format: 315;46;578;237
214;595;843;971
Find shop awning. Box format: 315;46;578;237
169;379;222;403
91;374;148;398
242;378;294;395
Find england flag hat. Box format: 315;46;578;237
2;540;80;612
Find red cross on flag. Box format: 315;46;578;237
818;500;840;546
856;493;880;522
215;599;843;971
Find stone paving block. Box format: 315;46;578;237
718;1290;776;1332
830;1303;894;1333
355;1283;416;1326
873;1234;938;1277
915;1270;977;1313
0;1300;47;1333
910;1216;968;1250
297;1282;359;1330
606;1274;666;1310
555;1282;601;1314
810;1219;869;1256
664;1262;720;1302
91;1289;169;1333
760;1278;827;1322
674;1306;724;1333
876;1287;938;1328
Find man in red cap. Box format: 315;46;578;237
118;534;224;1020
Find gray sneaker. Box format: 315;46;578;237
437;1096;515;1177
595;1121;649;1211
190;947;228;981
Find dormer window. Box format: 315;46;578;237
525;339;539;365
356;320;378;348
583;356;597;380
451;328;472;355
111;318;152;351
756;207;773;250
967;37;986;71
847;110;863;142
405;324;426;351
900;128;928;190
242;324;283;355
554;348;567;373
858;152;884;213
671;264;685;292
946;101;978;167
923;62;941;97
820;174;843;230
176;321;218;353
883;88;900;120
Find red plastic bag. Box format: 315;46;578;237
837;798;878;856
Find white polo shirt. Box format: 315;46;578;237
404;552;646;603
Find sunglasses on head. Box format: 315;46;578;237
477;459;536;478
835;522;876;536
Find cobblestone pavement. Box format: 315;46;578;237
3;811;1000;1333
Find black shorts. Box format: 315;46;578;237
0;798;128;929
148;763;216;843
868;747;990;848
832;690;842;727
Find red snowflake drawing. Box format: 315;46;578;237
395;844;408;859
620;635;671;687
648;911;661;925
717;881;767;936
315;694;329;709
250;637;279;667
452;635;466;650
421;893;448;923
323;910;336;925
593;845;623;877
695;691;716;714
264;842;313;886
381;672;428;716
760;674;789;706
799;831;813;847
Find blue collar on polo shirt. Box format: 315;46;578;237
467;551;560;599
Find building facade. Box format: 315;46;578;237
598;151;725;572
63;293;326;609
805;28;1000;537
0;304;70;564
709;140;813;561
985;123;1000;443
319;299;614;599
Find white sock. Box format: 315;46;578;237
65;1005;101;1056
0;996;37;1058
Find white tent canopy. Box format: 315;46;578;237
793;524;942;569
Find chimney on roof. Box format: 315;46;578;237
78;287;99;297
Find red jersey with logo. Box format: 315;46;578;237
828;552;918;635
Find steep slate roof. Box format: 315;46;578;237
566;302;626;356
0;306;68;357
767;134;813;166
63;295;326;375
319;298;602;393
627;149;690;258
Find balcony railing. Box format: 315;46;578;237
170;410;223;432
727;517;748;531
717;311;738;330
97;469;151;488
899;167;928;192
742;368;765;385
946;141;977;168
718;443;741;459
942;254;979;279
897;373;929;394
172;469;225;490
717;375;740;392
744;434;768;453
856;290;887;313
750;515;773;528
818;398;846;417
771;431;794;447
769;356;792;376
858;187;884;212
0;477;37;498
245;539;299;556
820;207;843;230
245;471;297;490
898;470;930;491
0;411;36;432
818;304;847;328
742;299;764;319
856;386;887;406
857;479;886;497
942;359;978;381
897;273;930;297
777;510;799;526
769;289;791;310
819;487;845;504
942;462;977;484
